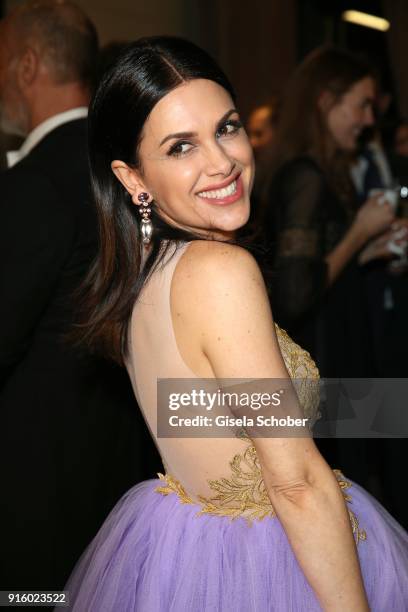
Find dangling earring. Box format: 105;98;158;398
137;192;153;245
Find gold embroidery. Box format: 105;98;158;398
275;325;321;424
333;469;367;544
156;473;194;505
196;446;274;522
156;456;366;543
275;324;319;381
155;446;271;523
156;326;365;542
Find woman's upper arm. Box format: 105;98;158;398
173;241;288;379
171;241;323;489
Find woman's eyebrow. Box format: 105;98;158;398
160;131;196;147
159;108;239;147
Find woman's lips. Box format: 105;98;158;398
196;174;243;206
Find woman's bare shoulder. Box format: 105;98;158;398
171;241;284;379
173;239;263;289
171;239;270;344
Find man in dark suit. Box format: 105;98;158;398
0;0;160;591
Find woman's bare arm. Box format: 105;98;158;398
173;241;369;611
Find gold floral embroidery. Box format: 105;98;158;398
275;324;321;424
155;446;271;523
156;473;194;505
275;324;319;380
156;450;366;544
156;326;365;542
333;469;367;544
196;446;273;522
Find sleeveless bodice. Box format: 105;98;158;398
125;242;364;536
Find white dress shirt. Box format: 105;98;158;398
6;107;88;169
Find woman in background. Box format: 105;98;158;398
262;47;400;378
261;46;408;514
66;38;408;611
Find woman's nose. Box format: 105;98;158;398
204;142;234;176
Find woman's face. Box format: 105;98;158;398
119;79;254;240
326;76;376;151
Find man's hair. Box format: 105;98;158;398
12;0;99;87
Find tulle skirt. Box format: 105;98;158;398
65;477;408;611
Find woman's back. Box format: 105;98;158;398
67;238;408;612
126;240;320;517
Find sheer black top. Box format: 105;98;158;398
264;156;374;377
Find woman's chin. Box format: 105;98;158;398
210;203;250;233
159;202;250;238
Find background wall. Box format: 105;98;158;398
208;0;297;118
383;0;408;120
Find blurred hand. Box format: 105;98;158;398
354;195;396;242
358;221;408;265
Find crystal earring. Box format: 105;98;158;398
137;192;153;245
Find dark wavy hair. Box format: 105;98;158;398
76;36;236;364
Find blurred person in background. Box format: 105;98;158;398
246;97;279;233
351;108;408;381
247;100;278;156
387;119;408;187
261;47;408;502
0;0;160;592
351;106;408;528
262;47;399;378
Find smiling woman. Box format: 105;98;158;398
66;37;408;612
112;79;253;240
77;37;254;362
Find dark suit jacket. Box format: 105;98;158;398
0;119;160;591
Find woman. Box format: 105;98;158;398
262;47;399;378
66;37;408;611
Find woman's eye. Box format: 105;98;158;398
216;119;242;138
168;141;193;157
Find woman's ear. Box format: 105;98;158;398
111;161;148;205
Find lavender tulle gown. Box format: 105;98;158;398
65;243;408;611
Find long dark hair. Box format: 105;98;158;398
76;36;236;364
